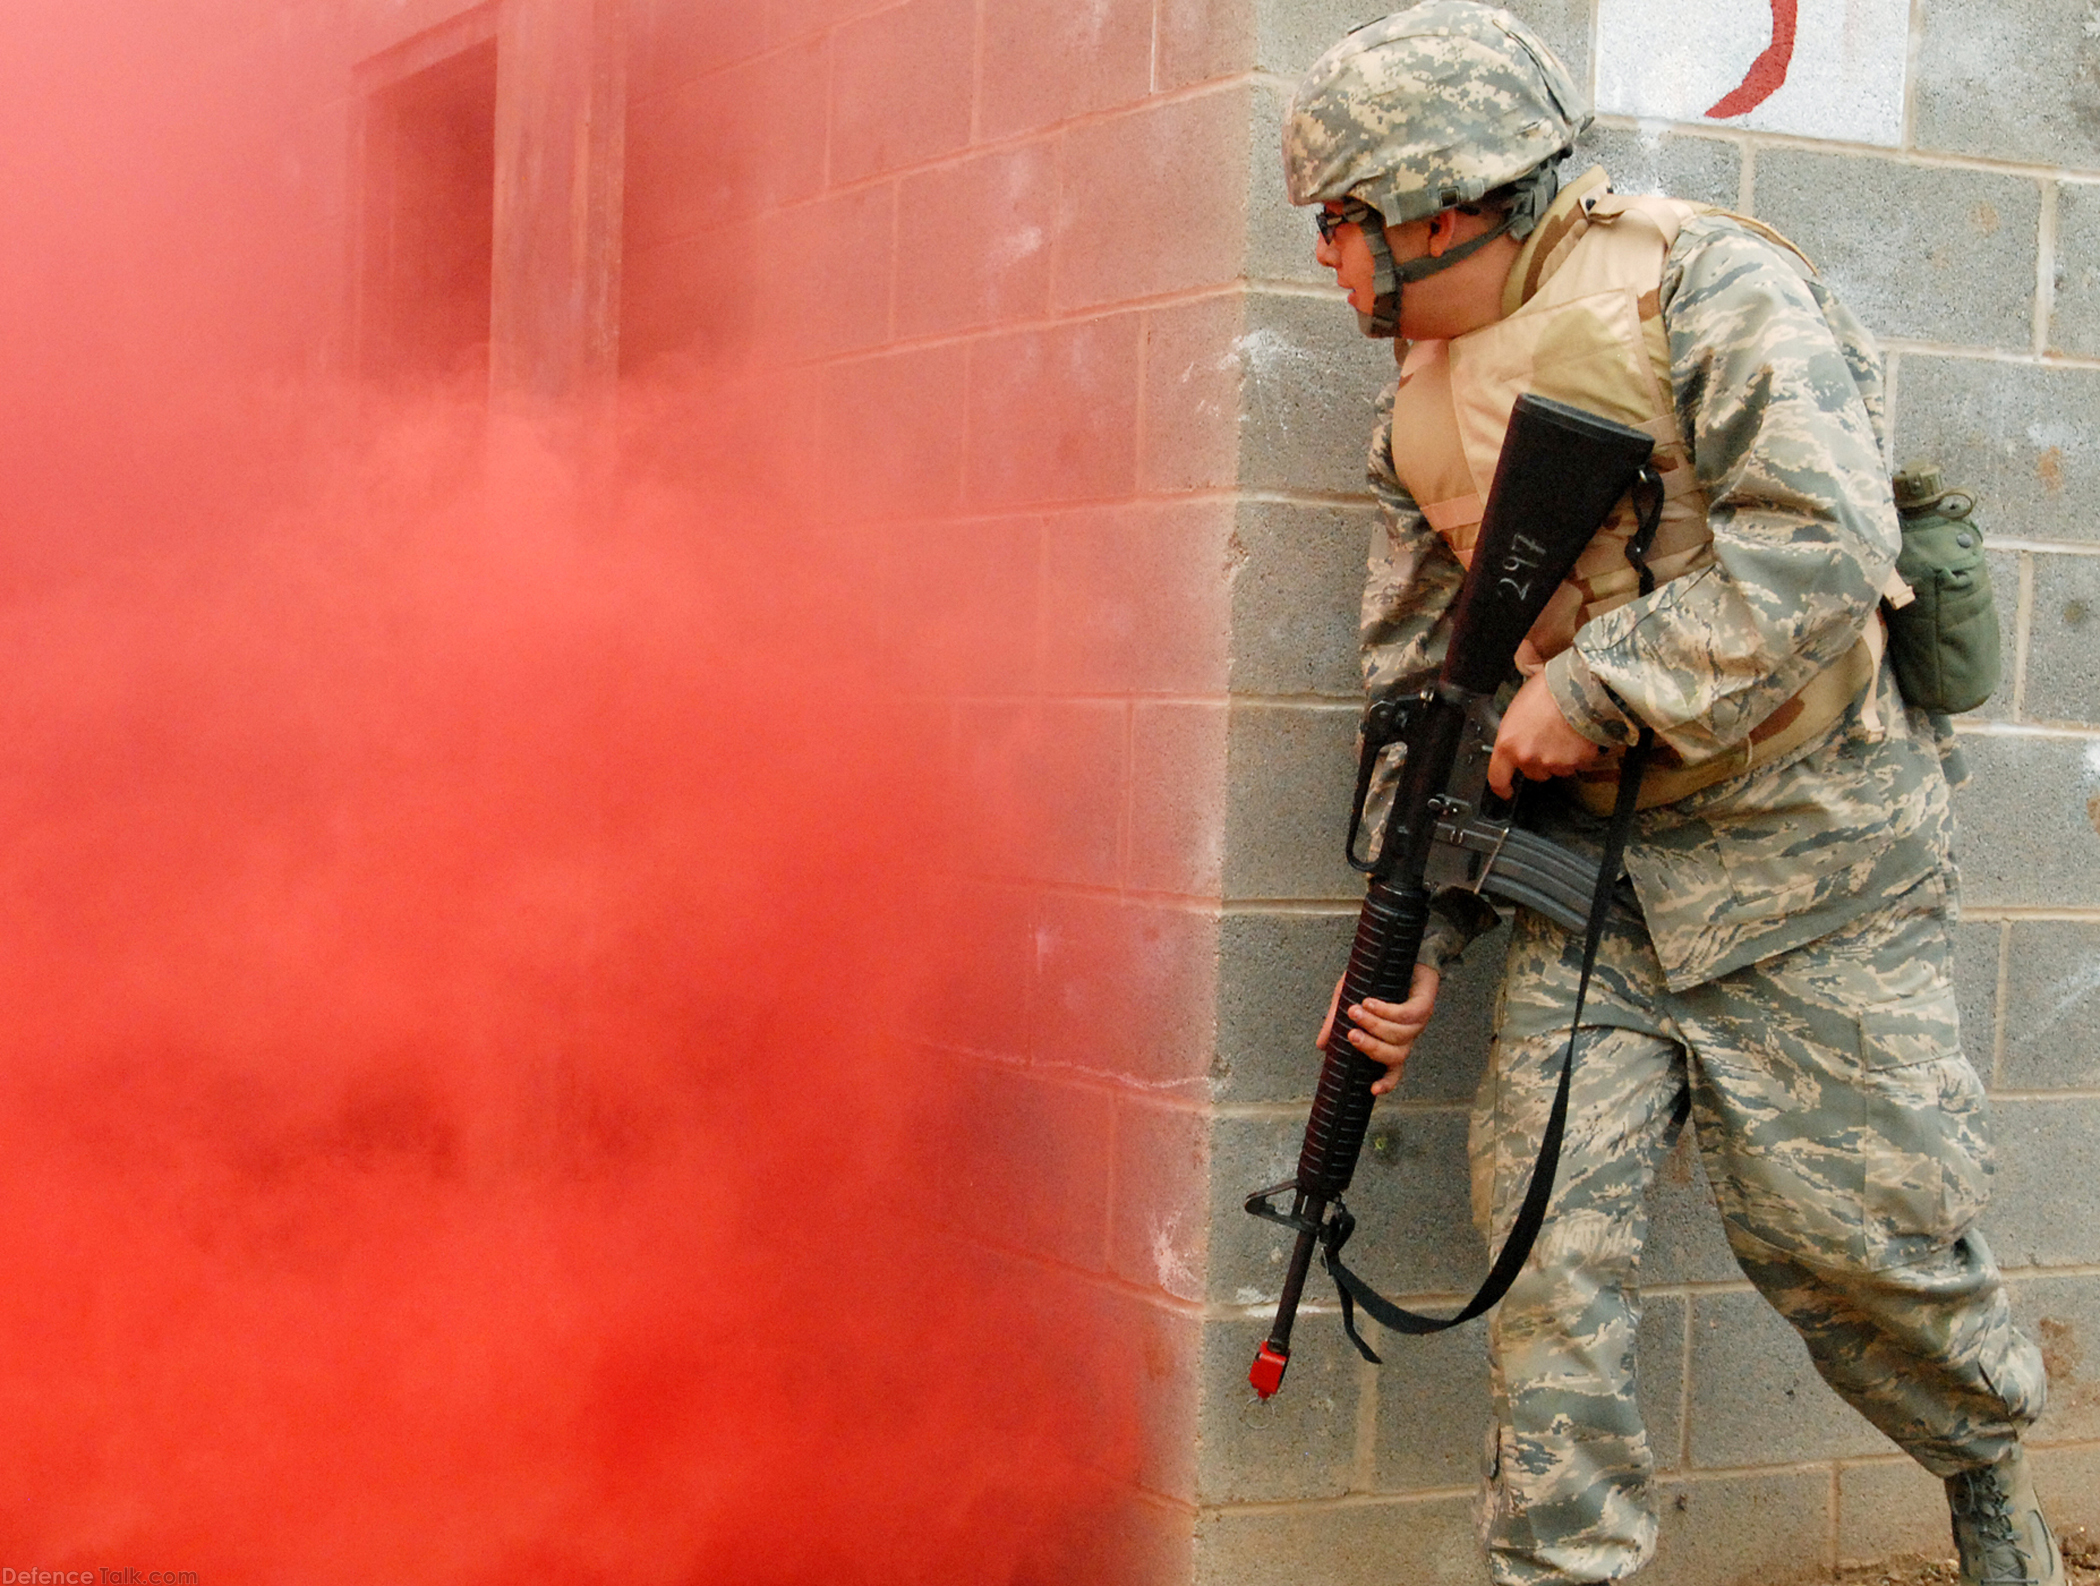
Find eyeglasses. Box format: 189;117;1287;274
1315;202;1377;243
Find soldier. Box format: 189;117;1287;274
1286;5;2060;1584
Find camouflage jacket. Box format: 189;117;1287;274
1366;208;1957;991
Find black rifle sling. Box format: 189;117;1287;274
1323;730;1651;1356
1323;472;1667;1362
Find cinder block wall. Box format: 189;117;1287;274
1199;3;2100;1583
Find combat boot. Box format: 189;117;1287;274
1946;1446;2064;1586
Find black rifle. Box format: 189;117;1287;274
1245;393;1661;1399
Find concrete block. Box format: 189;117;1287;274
967;313;1144;507
901;879;1036;1059
2011;1272;2100;1444
1915;0;2100;171
1894;356;2100;546
978;0;1154;138
2024;552;2100;726
1984;1098;2100;1268
2032;1442;2100;1533
1952;918;2002;1085
934;1056;1114;1271
622;39;828;240
1212;912;1506;1106
1042;500;1234;697
1999;921;2100;1091
1948;734;2100;909
1370;1316;1491;1493
820;341;970;517
2051;181;2100;357
1032;892;1219;1090
1237;290;1396;497
1240;0;1589;83
1581;125;1743;209
752;183;897;357
1751;151;2039;350
1056;88;1256;310
1687;1288;1897;1468
895;143;1056;340
1643;1138;1744;1286
1215;908;1358;1103
1228;498;1375;700
1157;0;1257;90
1644;1469;1835;1586
827;0;975;185
876;513;1043;692
1246;81;1330;290
1196;1315;1361;1503
1222;702;1363;902
1130;701;1230;898
628;0;766;99
1209;1107;1483;1305
1838;1458;1952;1569
1193;1493;1491;1586
1142;292;1250;496
619;228;759;368
1642;1290;1690;1474
1111;1097;1211;1302
950;698;1127;887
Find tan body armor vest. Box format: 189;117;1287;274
1389;170;1886;811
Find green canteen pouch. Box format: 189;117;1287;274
1883;463;2000;715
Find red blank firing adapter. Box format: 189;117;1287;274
1249;1342;1289;1399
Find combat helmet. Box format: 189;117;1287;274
1285;2;1591;336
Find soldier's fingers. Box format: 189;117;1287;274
1487;739;1518;798
1352;1000;1428;1042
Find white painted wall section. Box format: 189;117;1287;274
1595;0;1910;148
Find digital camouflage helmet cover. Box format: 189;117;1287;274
1285;2;1591;336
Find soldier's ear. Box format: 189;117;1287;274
1426;209;1457;257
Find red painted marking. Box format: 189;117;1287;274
1705;0;1798;119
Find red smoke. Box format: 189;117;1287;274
0;3;1182;1578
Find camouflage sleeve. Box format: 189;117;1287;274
1362;381;1467;694
1541;219;1901;761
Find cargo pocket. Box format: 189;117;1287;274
1853;987;1993;1268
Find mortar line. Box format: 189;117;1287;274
967;0;985;146
1992;919;2012;1090
1992;1089;2100;1102
2013;554;2036;719
1952;719;2099;741
1984;537;2100;556
1147;0;1160;97
1679;1285;1696;1472
1878;339;2100;370
2037;178;2060;358
1827;1463;1842;1575
1351;1355;1381;1493
2001;1262;2100;1279
1588;112;2100;184
1958;906;2100;922
1737;137;1757;215
1902;0;1925;153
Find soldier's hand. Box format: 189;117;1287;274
1317;964;1440;1096
1487;669;1604;796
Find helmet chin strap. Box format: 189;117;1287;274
1355;213;1517;338
1352;160;1565;340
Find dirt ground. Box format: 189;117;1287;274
1827;1528;2100;1586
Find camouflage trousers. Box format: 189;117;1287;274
1472;867;2047;1585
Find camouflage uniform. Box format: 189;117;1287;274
1354;196;2049;1585
1280;6;2052;1572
